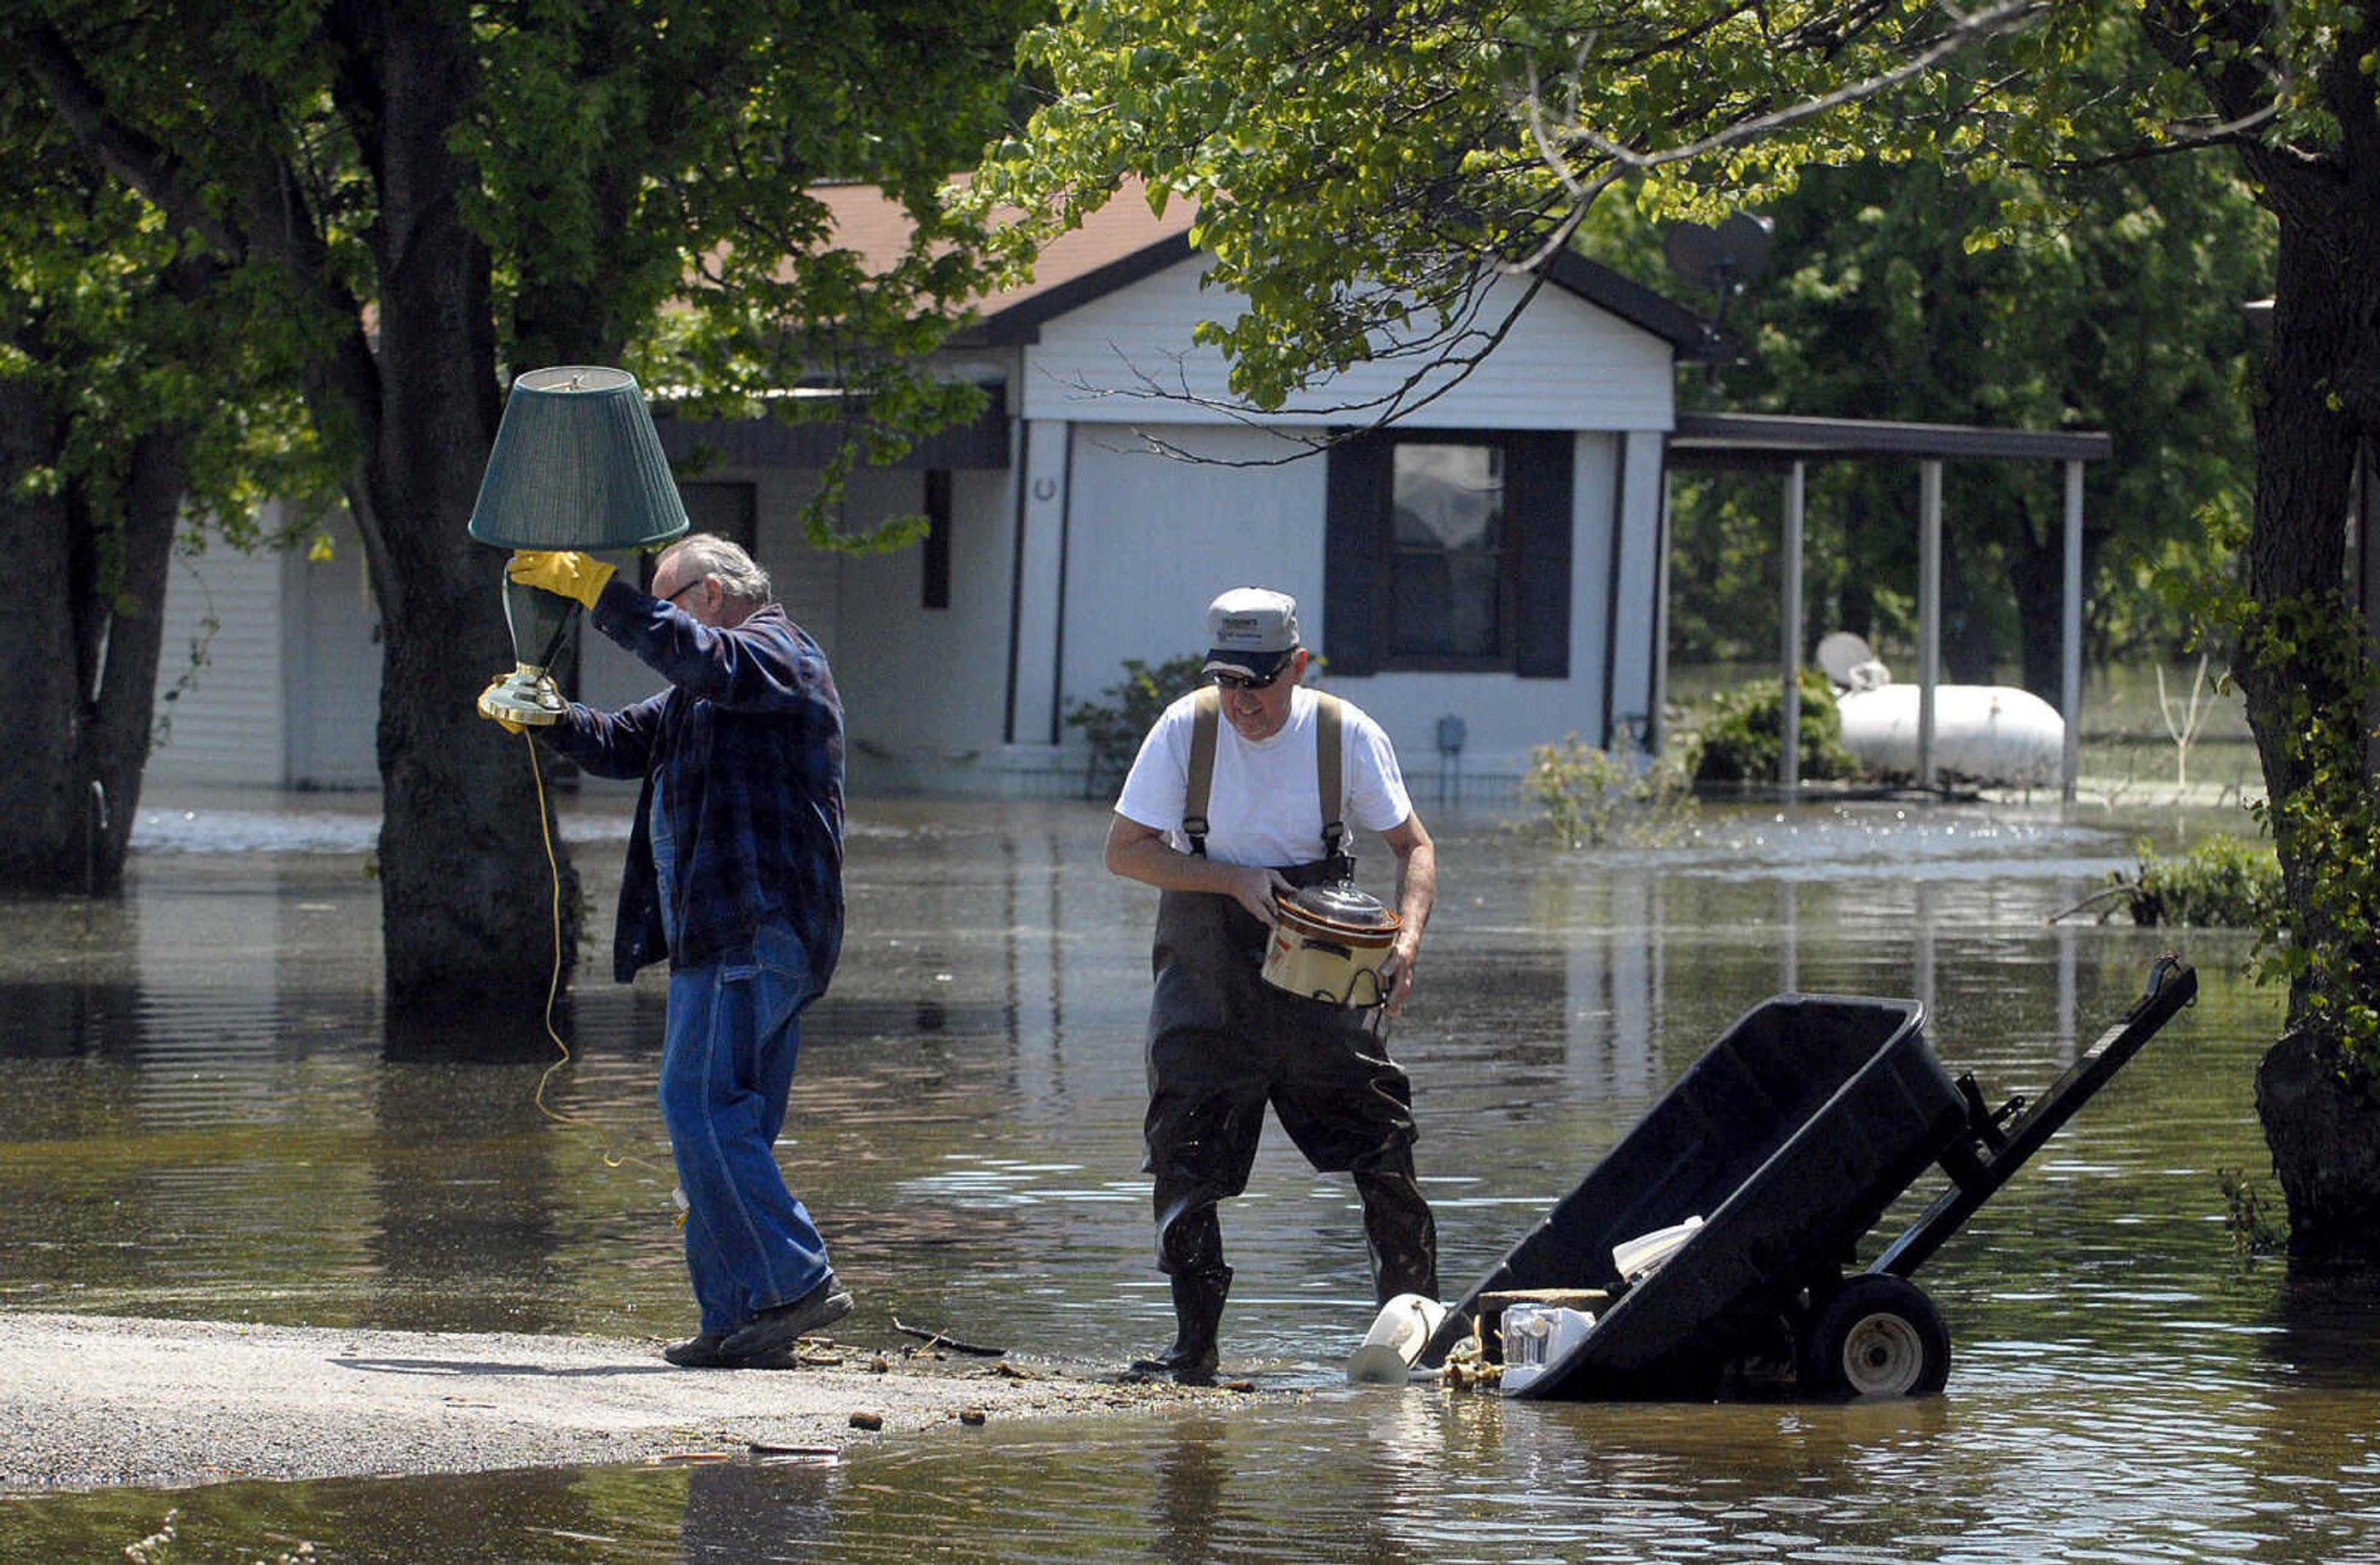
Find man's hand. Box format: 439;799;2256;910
1223;863;1293;926
1104;813;1291;922
506;549;615;609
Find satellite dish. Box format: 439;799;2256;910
1713;213;1773;281
1815;631;1891;693
1663;223;1724;292
1661;213;1774;294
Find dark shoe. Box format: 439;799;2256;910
1128;1342;1219;1387
663;1331;796;1370
1129;1266;1230;1386
718;1274;853;1360
664;1331;732;1368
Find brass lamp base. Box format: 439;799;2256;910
478;664;566;726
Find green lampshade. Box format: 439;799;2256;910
467;365;690;550
470;366;689;729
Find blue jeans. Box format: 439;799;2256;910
659;921;832;1334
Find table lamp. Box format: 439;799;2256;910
469;366;689;725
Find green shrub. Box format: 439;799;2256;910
1063;655;1207;798
2114;832;2282;927
1688;669;1859;784
2219;1166;2288;1261
1521;730;1697;848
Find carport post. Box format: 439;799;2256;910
2061;459;2084;799
1918;461;1942;789
1781;461;1805;792
1652;480;1673;759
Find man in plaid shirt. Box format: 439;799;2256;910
495;534;850;1369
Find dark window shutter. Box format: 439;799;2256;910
1511;431;1573;678
922;469;953;610
1323;431;1386;676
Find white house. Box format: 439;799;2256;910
148;185;1724;801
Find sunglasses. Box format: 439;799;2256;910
1211;664;1286;692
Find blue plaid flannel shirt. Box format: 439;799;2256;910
543;579;845;986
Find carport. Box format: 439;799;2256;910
1659;412;2115;798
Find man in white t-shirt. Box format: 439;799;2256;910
1105;586;1440;1385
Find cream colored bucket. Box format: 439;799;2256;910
1261;885;1400;1007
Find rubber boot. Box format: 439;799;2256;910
1130;1265;1232;1386
1357;1163;1441;1305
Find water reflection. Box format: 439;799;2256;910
677;1459;837;1559
5;792;2374;1561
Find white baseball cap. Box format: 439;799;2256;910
1202;588;1300;683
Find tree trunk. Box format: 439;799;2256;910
0;372;183;894
2235;135;2380;1264
0;371;91;891
84;429;187;887
355;9;581;1046
2255;1028;2380;1266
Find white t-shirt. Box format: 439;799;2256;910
1114;687;1414;867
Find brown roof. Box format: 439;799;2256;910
810;176;1717;356
813;175;1196;328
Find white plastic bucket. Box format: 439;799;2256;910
1610;1215;1703;1281
1346;1292;1449;1385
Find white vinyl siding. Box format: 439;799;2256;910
1020;255;1676;433
283;524;382;789
147;526;289;788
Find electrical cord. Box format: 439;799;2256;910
522;731;670;1186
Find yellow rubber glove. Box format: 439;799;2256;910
506;549;615;609
477;675;529;733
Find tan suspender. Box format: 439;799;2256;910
1315;694;1346;863
1181;687;1346;860
1183;686;1222;852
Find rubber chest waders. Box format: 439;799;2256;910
1142;687;1437;1310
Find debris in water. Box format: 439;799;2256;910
892;1317;1007;1357
749;1440;840;1461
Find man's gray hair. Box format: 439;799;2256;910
664;533;772;604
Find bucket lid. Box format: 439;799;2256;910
1279;883;1398;929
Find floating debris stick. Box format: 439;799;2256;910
891;1318;1007;1357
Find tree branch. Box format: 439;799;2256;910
1527;0;2046;183
14;19;244;258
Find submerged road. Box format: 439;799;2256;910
0;1312;1250;1493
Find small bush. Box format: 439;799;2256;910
1688;670;1859;784
2113;833;2281;927
1521;730;1697;848
2219;1166;2288;1261
1064;655;1207;798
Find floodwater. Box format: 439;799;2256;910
4;787;2378;1562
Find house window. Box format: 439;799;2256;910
1325;428;1574;677
1389;441;1510;662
